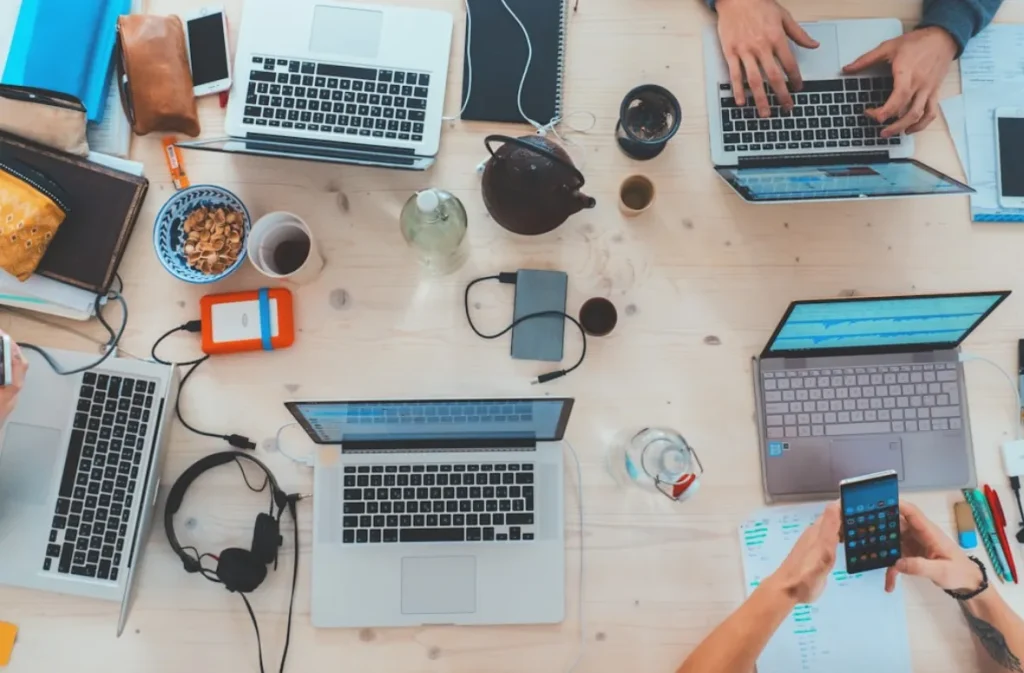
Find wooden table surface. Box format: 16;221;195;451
4;0;1024;670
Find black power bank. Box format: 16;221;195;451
511;269;567;362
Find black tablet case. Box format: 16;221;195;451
461;0;566;125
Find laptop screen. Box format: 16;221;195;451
763;292;1009;357
717;159;972;202
286;398;574;445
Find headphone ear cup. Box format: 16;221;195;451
251;512;282;565
217;548;268;593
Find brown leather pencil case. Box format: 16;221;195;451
115;15;200;137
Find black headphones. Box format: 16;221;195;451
165;451;302;673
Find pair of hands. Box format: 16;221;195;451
773;500;984;604
716;0;958;137
0;333;28;427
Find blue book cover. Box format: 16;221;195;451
2;0;131;123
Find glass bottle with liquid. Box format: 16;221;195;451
400;189;468;275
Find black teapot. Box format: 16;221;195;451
481;135;596;236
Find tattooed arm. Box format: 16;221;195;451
886;501;1024;672
676;504;842;673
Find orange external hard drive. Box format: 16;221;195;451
200;288;295;355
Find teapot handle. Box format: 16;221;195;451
484;134;587;187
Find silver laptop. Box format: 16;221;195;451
703;19;973;203
753;292;1010;502
0;347;177;633
177;0;454;170
287;397;573;628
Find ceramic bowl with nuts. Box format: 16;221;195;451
153;185;251;284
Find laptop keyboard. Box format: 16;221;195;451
245;56;430;142
42;372;158;581
342;464;536;544
762;363;963;439
719;78;899;154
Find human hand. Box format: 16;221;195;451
842;26;958;137
0;335;28;425
715;0;819;117
884;500;984;594
770;501;841;603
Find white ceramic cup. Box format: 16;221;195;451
247;211;324;284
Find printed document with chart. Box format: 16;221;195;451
739;503;912;673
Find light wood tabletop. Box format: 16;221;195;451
3;0;1024;670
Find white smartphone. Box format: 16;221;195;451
0;334;13;387
995;107;1024;209
182;6;232;97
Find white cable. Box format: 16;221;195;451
562;439;585;673
959;353;1023;440
442;0;474;122
275;422;315;468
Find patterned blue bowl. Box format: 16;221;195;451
153;185;251;284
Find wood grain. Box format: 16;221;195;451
2;0;1024;670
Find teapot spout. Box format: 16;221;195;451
575;191;597;210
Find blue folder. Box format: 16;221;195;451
2;0;131;123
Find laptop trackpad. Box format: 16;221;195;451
310;6;383;59
401;556;476;615
830;438;904;482
791;24;840;75
0;423;61;507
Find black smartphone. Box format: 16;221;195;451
0;334;12;387
511;269;568;362
840;469;901;573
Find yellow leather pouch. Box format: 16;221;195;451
0;157;69;281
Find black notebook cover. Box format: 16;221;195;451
0;131;148;295
461;0;566;124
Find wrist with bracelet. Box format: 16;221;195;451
944;556;989;601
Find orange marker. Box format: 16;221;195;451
162;136;191;190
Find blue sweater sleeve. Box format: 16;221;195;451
919;0;1005;56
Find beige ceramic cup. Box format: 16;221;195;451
247;212;325;285
619;175;656;216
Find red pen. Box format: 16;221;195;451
985;485;1018;584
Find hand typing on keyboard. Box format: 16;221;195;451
0;333;27;427
842;27;959;138
713;0;819;117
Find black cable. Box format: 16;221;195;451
19;291;128;375
240;593;268;673
151;321;255;450
464;272;587;384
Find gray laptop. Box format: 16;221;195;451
286;397;573;628
0;347;177;634
753;292;1009;502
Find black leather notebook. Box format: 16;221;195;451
0;131;148;295
461;0;567;125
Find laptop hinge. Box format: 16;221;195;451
341;438;538;453
737;151;889;169
244;132;417;157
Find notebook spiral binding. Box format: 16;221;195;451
554;0;568;122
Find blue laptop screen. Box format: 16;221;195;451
290;399;570;444
766;294;1006;353
717;160;970;202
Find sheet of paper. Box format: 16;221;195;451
941;95;968;178
739;503;913;673
86;74;132;158
87;151;144;177
0;270;97;320
961;25;1024;91
0;0;21;71
964;86;1024;221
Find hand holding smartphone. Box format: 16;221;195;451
840;470;901;573
182;6;232;97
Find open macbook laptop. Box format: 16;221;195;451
177;0;454;170
287;397;574;628
0;347;177;634
752;292;1009;502
703;19;973;203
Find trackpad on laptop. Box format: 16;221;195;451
401;556;476;615
791;24;840;76
830;438;904;482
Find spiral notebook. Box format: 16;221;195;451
461;0;567;125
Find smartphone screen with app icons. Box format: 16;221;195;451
840;470;901;573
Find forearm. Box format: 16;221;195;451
961;589;1024;673
919;0;1005;56
676;577;797;673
